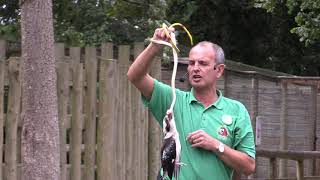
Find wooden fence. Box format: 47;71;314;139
1;39;320;180
0;40;163;180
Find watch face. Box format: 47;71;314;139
219;143;224;153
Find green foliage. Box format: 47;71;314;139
0;0;19;23
254;0;277;12
0;0;20;41
254;0;320;45
54;23;85;46
166;0;319;76
51;0;168;46
0;23;20;41
1;0;319;75
2;0;167;46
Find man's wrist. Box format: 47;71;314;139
216;142;225;155
149;41;163;50
145;42;163;57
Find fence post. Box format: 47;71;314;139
311;85;318;175
118;45;130;180
249;74;259;179
279;81;288;177
148;54;162;180
316;82;320;176
130;72;139;180
57;62;70;180
70;63;83;180
84;47;97;180
54;43;65;62
296;160;304;180
0;40;6;60
96;43;115;180
70;47;81;63
0;61;4;179
5;59;21;180
125;51;134;180
269;158;277;180
250;74;259;136
97;59;116;180
135;42;152;180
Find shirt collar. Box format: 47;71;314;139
189;88;224;110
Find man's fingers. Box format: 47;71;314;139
187;130;204;140
187;130;205;143
193;136;204;144
191;137;206;148
153;27;172;41
188;129;204;136
191;142;202;148
168;27;175;32
154;28;162;38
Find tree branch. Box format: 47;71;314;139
119;0;143;6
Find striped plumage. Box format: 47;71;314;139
158;110;181;180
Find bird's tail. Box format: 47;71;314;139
157;168;168;180
173;164;180;180
157;176;164;180
157;171;163;180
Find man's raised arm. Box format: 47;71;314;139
127;28;172;100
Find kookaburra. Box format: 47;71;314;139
149;22;192;180
158;109;181;180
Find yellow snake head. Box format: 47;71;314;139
161;22;193;53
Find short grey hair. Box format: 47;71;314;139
193;41;225;64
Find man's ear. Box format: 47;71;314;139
216;64;225;78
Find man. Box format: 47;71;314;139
127;27;256;180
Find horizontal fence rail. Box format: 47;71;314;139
256;149;320;180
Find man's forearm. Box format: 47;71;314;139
217;145;255;176
127;43;162;82
187;130;256;176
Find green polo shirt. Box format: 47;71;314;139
143;79;255;180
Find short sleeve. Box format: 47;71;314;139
141;79;173;125
233;104;256;158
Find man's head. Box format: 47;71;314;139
187;41;225;90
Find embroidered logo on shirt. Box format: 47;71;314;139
218;126;229;137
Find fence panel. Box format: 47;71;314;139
0;42;155;180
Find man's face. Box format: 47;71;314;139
187;45;224;90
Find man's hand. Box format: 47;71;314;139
151;27;175;45
187;130;256;176
187;130;220;152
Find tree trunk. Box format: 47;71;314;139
20;0;60;180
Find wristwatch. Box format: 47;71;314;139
218;142;225;154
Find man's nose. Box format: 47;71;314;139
193;62;200;71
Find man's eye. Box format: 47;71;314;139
189;61;195;65
199;61;208;66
